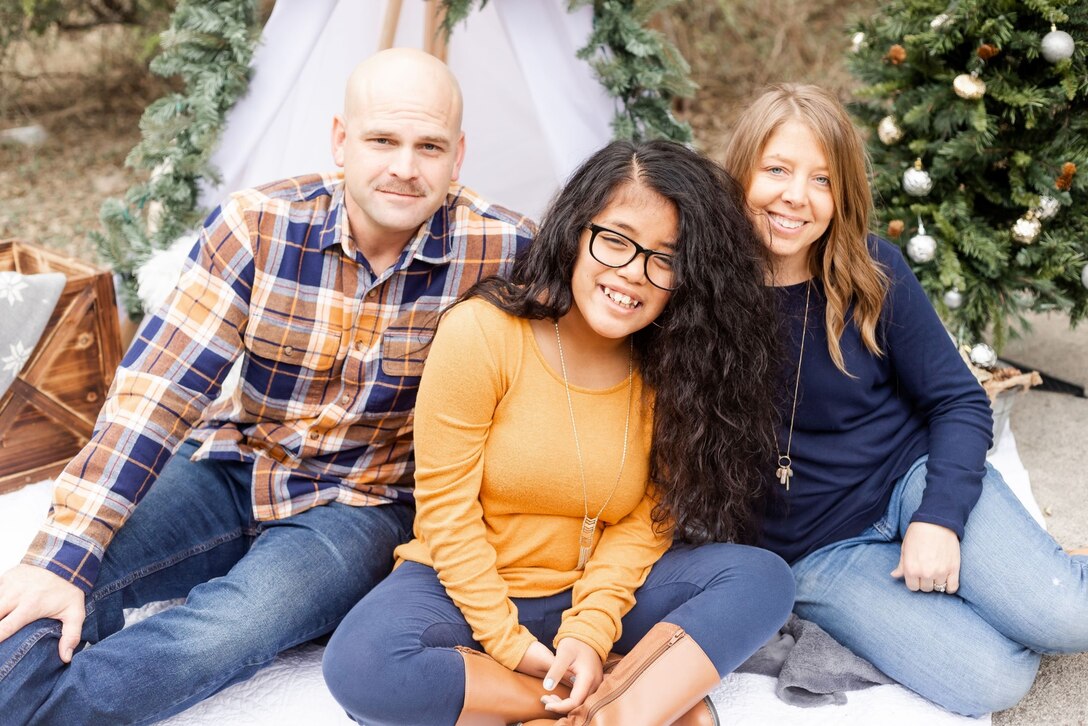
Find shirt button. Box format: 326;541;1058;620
355;340;364;350
341;395;350;405
283;345;294;356
367;290;377;298
309;431;319;440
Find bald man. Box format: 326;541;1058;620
0;48;534;723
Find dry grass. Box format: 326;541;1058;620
662;0;880;153
0;24;170;261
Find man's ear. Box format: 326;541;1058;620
331;114;347;167
450;131;466;182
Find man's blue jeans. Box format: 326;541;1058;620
0;440;414;725
792;456;1088;717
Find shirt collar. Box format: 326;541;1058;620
323;180;460;267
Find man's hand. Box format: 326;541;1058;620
891;522;961;594
539;637;603;714
0;564;85;662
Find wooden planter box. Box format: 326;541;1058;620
0;240;123;494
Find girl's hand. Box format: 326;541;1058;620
515;640;556;679
539;637;603;714
891;521;961;594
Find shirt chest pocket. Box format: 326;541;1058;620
380;325;435;379
244;314;343;412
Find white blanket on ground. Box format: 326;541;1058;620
3;425;1033;725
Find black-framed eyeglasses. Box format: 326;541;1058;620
585;224;679;291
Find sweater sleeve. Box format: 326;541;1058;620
410;300;536;670
555;488;672;661
877;240;993;537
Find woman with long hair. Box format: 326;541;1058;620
722;83;1088;717
321;139;795;725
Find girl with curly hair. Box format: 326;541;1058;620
722;83;1088;717
322;139;795;725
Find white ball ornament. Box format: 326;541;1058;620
878;115;903;144
943;288;963;309
1041;26;1075;63
953;72;986;100
850;32;866;53
1036;195;1060;220
902;159;933;196
1012;212;1042;244
1082;263;1088;291
906;221;937;263
969;343;998;369
931;13;951;29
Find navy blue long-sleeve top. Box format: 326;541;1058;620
761;237;994;564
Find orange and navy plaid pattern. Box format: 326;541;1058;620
24;173;534;593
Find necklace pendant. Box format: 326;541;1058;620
776;456;794;491
576;515;599;570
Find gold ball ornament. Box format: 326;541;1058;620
943;288;963;309
953;72;986;100
1041;25;1075;63
878;116;903;145
902;159;933;197
1036;195;1060;220
1012;211;1042;244
906;221;937;263
969;343;998;369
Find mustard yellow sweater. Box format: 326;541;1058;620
395;298;670;670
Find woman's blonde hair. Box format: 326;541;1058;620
722;83;888;374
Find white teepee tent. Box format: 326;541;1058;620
201;0;614;221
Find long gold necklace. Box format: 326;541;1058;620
776;282;810;491
554;321;634;570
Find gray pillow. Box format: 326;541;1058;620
0;271;66;399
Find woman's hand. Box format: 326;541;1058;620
515;640;556;679
891;521;961;594
539;637;604;714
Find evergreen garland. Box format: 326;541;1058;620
443;0;694;142
848;0;1087;348
92;0;258;318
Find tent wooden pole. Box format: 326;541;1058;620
379;0;403;50
424;0;449;62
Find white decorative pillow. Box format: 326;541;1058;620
0;271;66;399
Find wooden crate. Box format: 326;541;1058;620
0;240;123;493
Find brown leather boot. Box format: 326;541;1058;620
552;623;722;725
454;646;567;725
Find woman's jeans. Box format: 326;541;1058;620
323;542;796;726
792;456;1088;717
0;440;414;726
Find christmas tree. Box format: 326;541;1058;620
847;0;1087;349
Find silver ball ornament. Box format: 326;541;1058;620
1036;195;1060;220
1012;212;1042;244
906;222;937;263
1041;27;1075;63
969;343;998;369
878;115;903;145
902;160;933;196
953;73;986;100
943;288;963;309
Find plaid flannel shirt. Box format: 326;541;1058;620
24;173;534;593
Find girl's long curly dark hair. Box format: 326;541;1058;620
464;140;780;544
